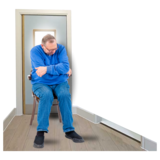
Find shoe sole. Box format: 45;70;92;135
65;135;84;143
33;142;44;148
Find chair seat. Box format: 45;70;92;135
32;91;58;99
53;93;58;99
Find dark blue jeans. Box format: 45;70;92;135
32;80;75;133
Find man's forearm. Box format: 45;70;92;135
46;63;69;75
46;65;59;75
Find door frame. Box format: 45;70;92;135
15;9;72;115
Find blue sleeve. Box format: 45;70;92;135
47;46;70;75
30;49;60;79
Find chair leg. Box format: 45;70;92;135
57;100;62;123
59;100;63;124
30;97;36;125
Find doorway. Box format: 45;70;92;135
15;8;72;115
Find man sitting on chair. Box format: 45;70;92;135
30;34;84;148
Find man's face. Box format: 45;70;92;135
41;39;58;56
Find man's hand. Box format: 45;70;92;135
67;68;72;77
35;66;47;77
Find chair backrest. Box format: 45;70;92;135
27;70;32;81
27;70;40;102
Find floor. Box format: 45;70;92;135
3;113;145;151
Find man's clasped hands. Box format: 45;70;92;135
35;66;72;77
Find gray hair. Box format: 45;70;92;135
41;34;56;46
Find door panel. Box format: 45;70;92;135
23;15;67;114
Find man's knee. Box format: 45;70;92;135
58;92;70;98
41;90;54;100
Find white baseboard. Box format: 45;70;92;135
141;136;157;151
100;118;141;142
3;108;16;132
2;105;158;152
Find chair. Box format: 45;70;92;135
27;70;62;125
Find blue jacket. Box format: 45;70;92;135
30;43;69;85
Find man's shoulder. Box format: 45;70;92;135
30;44;41;52
57;44;67;56
57;43;63;47
57;43;66;49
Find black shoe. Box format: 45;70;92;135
33;135;44;148
65;131;84;143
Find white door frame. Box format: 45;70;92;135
15;9;72;115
